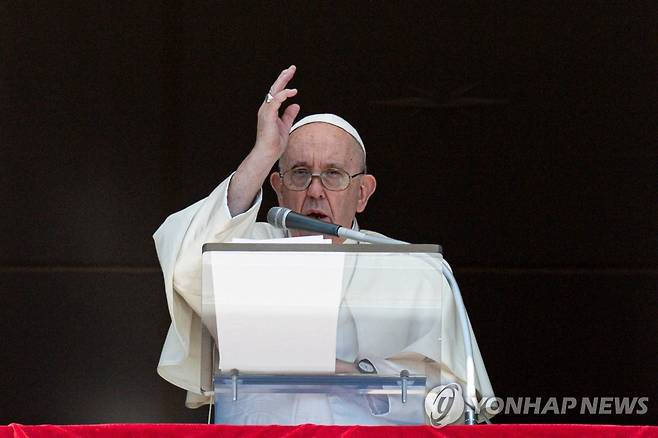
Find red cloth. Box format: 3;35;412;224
1;424;657;438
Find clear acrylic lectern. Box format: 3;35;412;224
200;243;444;425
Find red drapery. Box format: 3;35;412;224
1;424;657;438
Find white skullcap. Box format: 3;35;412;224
289;113;366;158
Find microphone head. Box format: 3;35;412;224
267;206;341;236
267;206;290;229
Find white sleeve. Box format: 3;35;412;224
152;173;262;397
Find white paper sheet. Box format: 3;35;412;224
211;237;344;373
230;235;330;244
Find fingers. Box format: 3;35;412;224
269;65;296;94
272;88;297;105
256;66;300;142
258;65;298;115
281;103;301;129
259;88;297;117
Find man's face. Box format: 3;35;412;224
270;122;376;243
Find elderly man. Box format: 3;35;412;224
153;66;493;423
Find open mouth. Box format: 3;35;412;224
306;212;331;223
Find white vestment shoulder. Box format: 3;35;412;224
153;173;494;420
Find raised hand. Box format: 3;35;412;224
254;65;301;161
227;66;300;216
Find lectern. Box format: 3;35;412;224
200;243;446;425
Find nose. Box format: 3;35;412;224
306;174;326;199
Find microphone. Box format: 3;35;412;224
267;206;340;237
266;207;406;244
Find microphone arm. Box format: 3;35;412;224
337;227;407;244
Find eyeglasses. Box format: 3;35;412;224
279;167;366;191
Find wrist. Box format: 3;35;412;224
238;147;277;178
251;140;282;165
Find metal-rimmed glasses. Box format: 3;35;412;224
279;167;366;191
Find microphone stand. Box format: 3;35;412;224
341;233;478;425
337;227;407;244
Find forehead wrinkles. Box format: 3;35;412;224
281;125;364;170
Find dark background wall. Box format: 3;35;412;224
1;2;656;425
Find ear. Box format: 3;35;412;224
270;172;285;205
356;174;377;213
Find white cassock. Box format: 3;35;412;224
153;173;494;424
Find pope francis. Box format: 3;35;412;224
153;65;494;424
